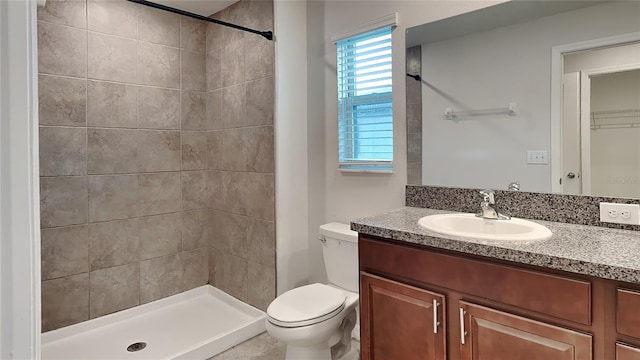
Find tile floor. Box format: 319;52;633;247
208;333;360;360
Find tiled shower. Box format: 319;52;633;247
37;0;275;332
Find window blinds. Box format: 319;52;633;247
337;26;393;171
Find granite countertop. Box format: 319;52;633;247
351;207;640;284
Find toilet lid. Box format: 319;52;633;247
267;283;347;326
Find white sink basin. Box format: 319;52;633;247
418;213;552;242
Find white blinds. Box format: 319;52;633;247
337;26;393;171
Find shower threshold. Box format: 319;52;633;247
42;285;266;359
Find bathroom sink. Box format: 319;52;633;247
418;213;552;242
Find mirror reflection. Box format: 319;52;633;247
406;0;640;198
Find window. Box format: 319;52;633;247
337;26;393;171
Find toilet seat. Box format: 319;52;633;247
267;283;347;328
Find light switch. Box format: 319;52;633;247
527;150;548;165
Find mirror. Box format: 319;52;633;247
406;0;640;198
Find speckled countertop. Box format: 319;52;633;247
351;207;640;284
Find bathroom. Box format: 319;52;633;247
1;0;640;359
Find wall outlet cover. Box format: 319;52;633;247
599;202;640;225
526;150;548;165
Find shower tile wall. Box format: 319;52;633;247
37;0;275;332
206;0;276;312
406;46;422;185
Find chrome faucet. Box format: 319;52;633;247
476;190;511;220
508;181;520;191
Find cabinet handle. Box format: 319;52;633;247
433;299;440;334
460;307;467;345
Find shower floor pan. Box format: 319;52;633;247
42;285;266;359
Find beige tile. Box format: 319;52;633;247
137;172;182;216
39;126;87;176
246;76;274;126
221;84;245;128
244;126;274;173
38;0;87;28
181;50;206;91
138;42;180;89
88;174;139;222
213;8;244;47
208;332;285;360
246;0;274;32
208;247;218;286
181;17;206;53
212;211;247;257
222;171;247;215
41;225;89;280
247;261;275;311
88;32;137;83
89;263;139;318
182;209;213;251
38;74;87;127
206;51;222;92
407;132;422;163
245;172;274;221
87;128;138;174
182;250;208;290
139;213;182;260
140;253;183;303
87;80;137;128
37;21;87;77
181;91;206;130
42;273;89;331
87;0;137;38
206;23;223;54
138;5;180;47
182;131;209;170
407;162;422;185
221;128;245;171
221;39;245;87
137;86;180;129
207;130;223;170
246;218;275;268
40;176;88;228
181;170;212;210
208;170;225;210
244;36;274;82
206;89;222;130
136;130;181;172
215;252;248;301
407;102;422;133
88;218;140;270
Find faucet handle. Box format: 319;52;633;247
479;189;495;204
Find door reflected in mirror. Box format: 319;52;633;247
406;0;640;199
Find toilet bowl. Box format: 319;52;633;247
265;223;359;360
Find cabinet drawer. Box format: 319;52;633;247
359;237;592;325
617;343;640;360
617;288;640;338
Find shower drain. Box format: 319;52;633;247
127;342;147;352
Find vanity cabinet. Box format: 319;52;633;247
360;272;446;360
459;301;591;360
359;235;640;360
617;343;640;360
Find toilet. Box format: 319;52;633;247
265;222;359;360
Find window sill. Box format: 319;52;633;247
339;168;394;174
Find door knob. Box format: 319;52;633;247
567;172;576;179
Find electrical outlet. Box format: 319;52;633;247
599;203;640;225
527;150;548;165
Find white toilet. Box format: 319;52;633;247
265;222;359;360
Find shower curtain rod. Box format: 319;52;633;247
127;0;273;41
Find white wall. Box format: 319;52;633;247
305;0;503;283
274;0;310;295
420;1;640;193
0;0;42;357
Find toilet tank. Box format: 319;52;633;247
319;222;359;292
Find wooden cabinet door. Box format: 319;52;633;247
360;272;446;360
617;343;640;360
459;301;592;360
